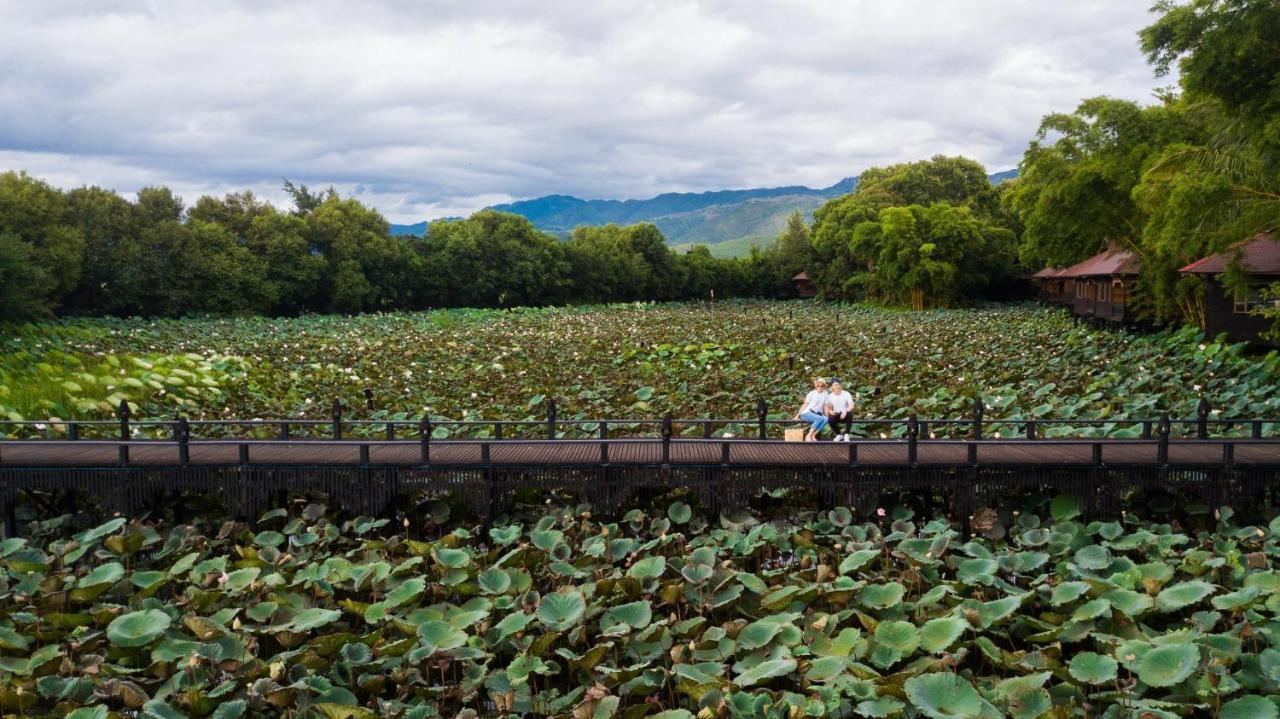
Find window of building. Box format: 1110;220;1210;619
1112;281;1127;305
1234;284;1269;314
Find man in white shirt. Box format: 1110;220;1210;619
792;377;830;441
825;378;855;441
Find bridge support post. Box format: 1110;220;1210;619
1197;397;1210;440
661;414;673;465
419;417;431;465
907;413;919;466
546;399;557;440
1158;414;1171;465
332;399;343;440
118;399;131;466
176;416;190;465
756;399;768;440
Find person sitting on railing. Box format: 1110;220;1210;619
825;378;855;442
793;377;830;442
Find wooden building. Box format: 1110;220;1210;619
1043;248;1141;325
1031;267;1066;303
792;271;817;298
1179;232;1280;345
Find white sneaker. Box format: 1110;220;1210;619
841;434;851;441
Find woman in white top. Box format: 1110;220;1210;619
793;377;830;441
825;378;855;441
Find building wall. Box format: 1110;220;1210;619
1203;279;1277;346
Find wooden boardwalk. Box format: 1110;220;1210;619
3;437;1279;468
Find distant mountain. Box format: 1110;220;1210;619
389;171;1016;257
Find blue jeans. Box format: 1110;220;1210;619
800;412;828;433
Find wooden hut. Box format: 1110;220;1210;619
1056;248;1141;325
1179;232;1280;345
792;271;817;298
1031;267;1066;304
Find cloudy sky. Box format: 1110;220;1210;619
0;1;1168;222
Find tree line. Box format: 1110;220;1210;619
0;175;812;321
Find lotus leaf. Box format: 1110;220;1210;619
107;609;171;647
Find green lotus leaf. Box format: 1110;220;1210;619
432;547;470;568
861;582;906;609
682;563;714;583
493;611;535;641
107;609;171;647
602;600;651;631
1068;652;1118;684
1100;588;1153;617
973;594;1025;628
629;555;666;579
530;530;563;550
1071;598;1112;621
417;619;468;652
805;655;848;682
1211;586;1260;611
1135;643;1199;687
957;558;998;585
210;700;247;719
919;615;967;653
1050;581;1091;606
855;697;905;718
1219;696;1279;719
840;549;879;574
1156;581;1216;612
489;524;521;546
0;626;30;651
537;590;586;631
223;567;259;592
904;672;986;719
79;561;125;589
650;711;694;719
734;658;796;687
477;568;512;595
874;620;920;655
288;608;342;632
737;618;786;650
66;707;108;719
668;502;692;524
1049;495;1081;522
1073;545;1112;571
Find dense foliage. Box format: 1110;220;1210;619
1007;0;1280;329
2;303;1276;437
5;495;1280;718
0;176;797;322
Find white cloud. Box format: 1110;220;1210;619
0;0;1165;222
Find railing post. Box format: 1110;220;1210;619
279;421;290;440
756;398;768;440
1092;442;1103;465
599;422;609;464
907;413;919;465
972;398;983;441
1141;420;1152;440
1253;420;1263;439
702;421;712;439
1025;418;1036;440
1158;414;1170;465
1196;396;1210;440
332;399;342;440
176;415;190;465
661;414;673;464
385;422;395;441
419;417;431;464
239;444;250;466
118;399;130;465
359;444;370;466
1224;441;1234;467
721;440;731;465
546;398;557;440
363;387;374;412
68;422;79;441
494;422;503;441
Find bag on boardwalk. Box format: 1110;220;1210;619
784;428;805;442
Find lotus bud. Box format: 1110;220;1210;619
789;706;803;719
670;645;684;663
233;617;241;631
403;518;410;529
698;709;716;719
669;612;678;624
602;526;610;536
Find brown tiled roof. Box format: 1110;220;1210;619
1179;232;1280;275
1032;267;1062;278
1057;248;1141;278
792;271;810;281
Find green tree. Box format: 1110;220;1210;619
0;171;85;319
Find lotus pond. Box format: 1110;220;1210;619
4;495;1280;718
1;301;1278;438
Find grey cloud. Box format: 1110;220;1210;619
0;0;1164;221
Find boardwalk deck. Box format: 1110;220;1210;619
3;427;1279;527
4;437;1280;468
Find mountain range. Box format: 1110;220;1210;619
391;171;1015;257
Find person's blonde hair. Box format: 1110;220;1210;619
814;377;828;387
